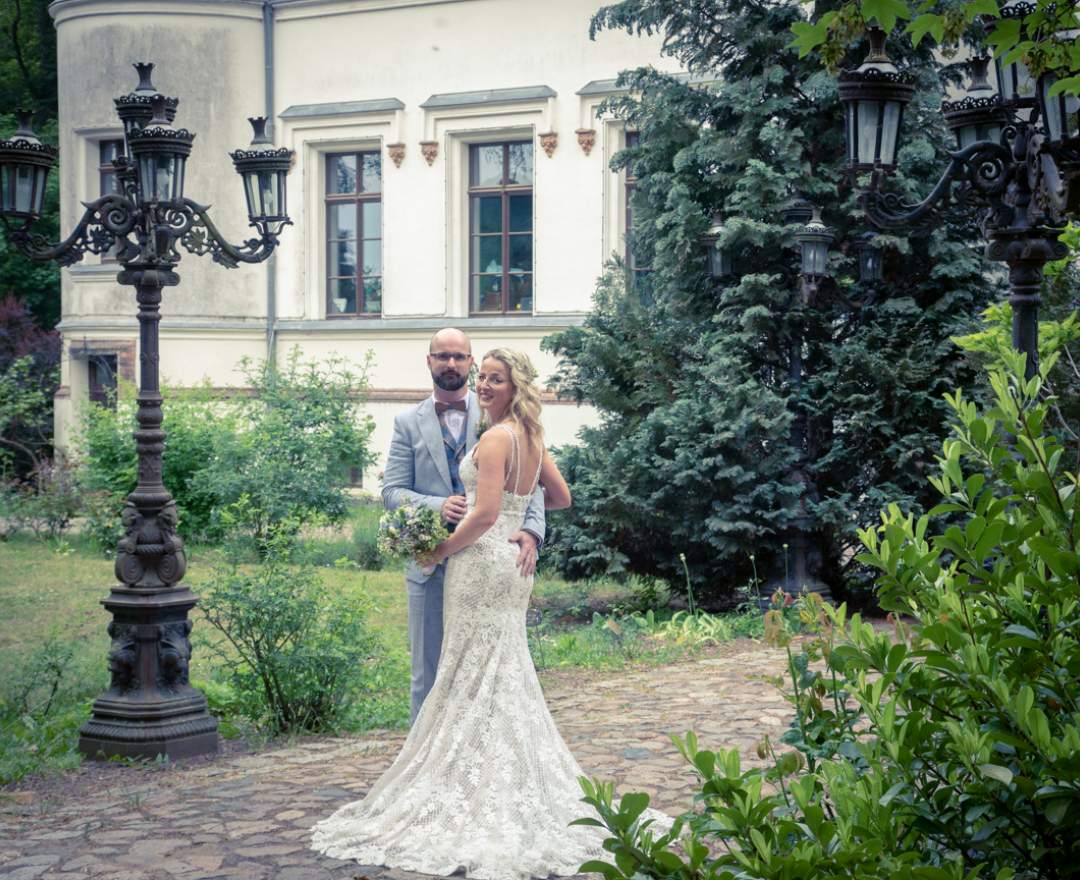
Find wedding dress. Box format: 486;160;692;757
311;425;662;879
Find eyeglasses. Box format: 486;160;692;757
430;352;472;363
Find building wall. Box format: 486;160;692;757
49;0;675;477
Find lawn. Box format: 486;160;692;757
0;525;765;786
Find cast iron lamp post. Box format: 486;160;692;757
0;63;293;759
838;18;1079;379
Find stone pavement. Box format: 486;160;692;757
0;639;793;880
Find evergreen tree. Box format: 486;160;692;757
543;0;1002;605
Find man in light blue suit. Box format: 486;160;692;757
382;328;546;723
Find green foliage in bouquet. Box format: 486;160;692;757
378;505;449;564
577;349;1080;878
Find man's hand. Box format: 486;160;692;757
509;530;539;578
441;495;468;524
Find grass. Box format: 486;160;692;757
0;515;767;786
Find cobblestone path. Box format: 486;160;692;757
0;639;793;880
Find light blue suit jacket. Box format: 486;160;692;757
381;391;546;583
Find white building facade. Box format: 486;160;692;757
50;0;676;480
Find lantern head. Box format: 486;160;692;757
837;26;916;173
992;0;1038;110
0;111;58;221
794;206;834;278
942;57;1006;149
700;212;732;279
854;231;884;283
113;63;178;155
230;117;293;237
127;94;194;205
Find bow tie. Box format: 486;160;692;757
435;399;467;414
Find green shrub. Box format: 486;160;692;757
200;350;376;549
579;351;1080;879
76;349;376;548
199;531;385;735
0;636;105;785
80;489;126;554
0;459;83;541
77;381;234;542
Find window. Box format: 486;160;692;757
88;354;117;409
468;142;533;313
98;139;125;262
325;151;382;316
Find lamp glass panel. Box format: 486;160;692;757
845;104;857;164
14;164;34;214
33;167;46;215
257;171;276;217
244;175;258;218
275;170;287;217
856;100;881;164
708;245;730;278
879;100;901;166
802;241;828;276
0;164;10;212
154;155;175;201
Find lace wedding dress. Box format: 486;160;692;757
311;425;663;879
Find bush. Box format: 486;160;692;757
0;635;104;785
199;531;384;735
76;348;376;547
579;351;1080;879
200;350;376;550
0;458;82;541
77;380;234;541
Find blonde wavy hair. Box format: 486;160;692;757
480;348;544;452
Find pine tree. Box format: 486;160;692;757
543;0;1002;605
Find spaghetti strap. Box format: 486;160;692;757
528;444;543;496
492;423;522;495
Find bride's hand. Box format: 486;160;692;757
419;542;448;570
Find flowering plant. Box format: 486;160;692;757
377;505;449;564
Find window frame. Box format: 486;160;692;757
324;150;383;318
467;140;534;315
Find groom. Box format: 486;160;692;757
382;327;546;723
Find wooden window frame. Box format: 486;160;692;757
468;141;533;315
325;151;383;318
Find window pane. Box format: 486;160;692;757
507;142;533;184
361;153;381;193
472;275;503;312
509;273;532;312
509;234;532;273
362;278;382;314
362;240;382;277
100;171;120;196
470;144;503;186
330;240;356;277
473;235;502;274
362;201;382;235
100;140;122;164
509;194;532;232
328;278;357;315
329;155;357;194
329;203;357;238
473;196;502;234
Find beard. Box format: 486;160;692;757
433;369;468;391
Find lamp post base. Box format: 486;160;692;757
79;704;219;761
77;583;219;762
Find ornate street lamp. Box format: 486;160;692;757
942;57;1007;149
701;212;732;278
839;23;1073;379
854;231;884;284
994;0;1038;110
793;206;834;278
837;26;916;173
0;63;293;760
0;112;57;221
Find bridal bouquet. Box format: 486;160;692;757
378;505;449;565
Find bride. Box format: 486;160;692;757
310;348;630;879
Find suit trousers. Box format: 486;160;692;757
406;563;446;724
